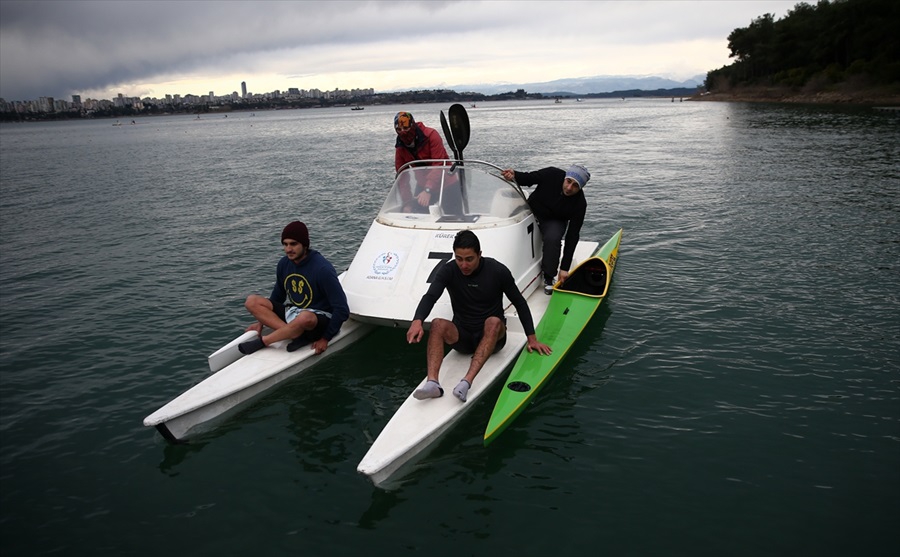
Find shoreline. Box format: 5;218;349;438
689;84;900;106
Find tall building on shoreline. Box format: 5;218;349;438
0;84;377;115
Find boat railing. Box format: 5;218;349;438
380;159;530;229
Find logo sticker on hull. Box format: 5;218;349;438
368;251;401;280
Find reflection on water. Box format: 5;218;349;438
159;441;209;477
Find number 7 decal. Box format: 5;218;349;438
527;223;535;258
426;251;452;282
426;224;534;283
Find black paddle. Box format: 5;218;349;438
445;104;471;212
447;103;470;160
439;110;459;160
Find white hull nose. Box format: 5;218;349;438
343;216;543;327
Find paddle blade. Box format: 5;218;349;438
439;110;459;160
448;104;470;157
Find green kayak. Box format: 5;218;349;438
483;228;622;446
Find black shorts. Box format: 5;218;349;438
296;313;329;343
448;318;507;355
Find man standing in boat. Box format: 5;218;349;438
501;165;589;294
406;230;551;402
393;111;461;214
238;221;350;356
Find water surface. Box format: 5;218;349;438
1;99;898;556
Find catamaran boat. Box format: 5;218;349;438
143;105;603;487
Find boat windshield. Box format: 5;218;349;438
377;160;530;229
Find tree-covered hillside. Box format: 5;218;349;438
705;0;899;93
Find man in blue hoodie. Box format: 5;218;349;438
238;221;350;356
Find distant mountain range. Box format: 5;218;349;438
440;74;707;96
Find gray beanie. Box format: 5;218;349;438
565;164;590;188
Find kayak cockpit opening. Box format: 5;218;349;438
377;159;530;230
557;259;610;297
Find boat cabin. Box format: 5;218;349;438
341;160;543;328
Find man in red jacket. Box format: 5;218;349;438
393;111;459;213
394;111;448;172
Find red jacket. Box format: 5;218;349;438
394;122;449;172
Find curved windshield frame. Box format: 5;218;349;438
377;159;530;229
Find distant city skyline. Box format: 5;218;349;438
1;70;711;114
1;70;711;116
0;81;377;115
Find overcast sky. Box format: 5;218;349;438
0;0;800;102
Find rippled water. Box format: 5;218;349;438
1;100;898;556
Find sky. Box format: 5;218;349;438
0;0;801;102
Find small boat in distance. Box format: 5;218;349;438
351;105;364;110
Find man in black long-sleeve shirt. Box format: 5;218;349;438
501;164;590;294
406;230;551;402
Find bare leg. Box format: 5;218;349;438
414;318;459;400
454;317;506;402
462;317;505;384
425;318;458;382
244;295;287;332
262;311;316;345
240;295;316;354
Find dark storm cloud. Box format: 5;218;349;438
0;0;465;100
0;1;800;102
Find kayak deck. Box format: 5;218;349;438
483;229;622;446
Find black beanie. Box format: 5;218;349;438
281;221;309;248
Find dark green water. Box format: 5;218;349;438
1;100;898;556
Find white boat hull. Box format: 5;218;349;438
143;318;374;442
356;240;598;486
342;215;542;329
